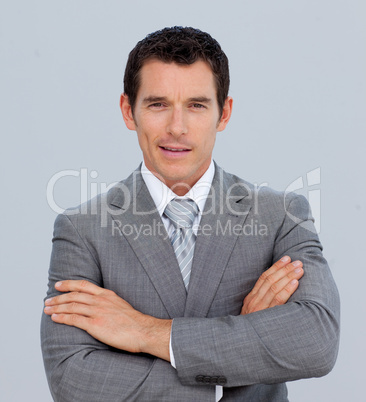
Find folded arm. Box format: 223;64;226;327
41;211;305;400
171;193;340;388
43;255;303;357
41;213;217;401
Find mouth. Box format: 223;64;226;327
159;145;192;158
159;146;191;152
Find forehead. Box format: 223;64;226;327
137;59;216;98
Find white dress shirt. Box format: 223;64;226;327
141;160;214;236
141;160;223;401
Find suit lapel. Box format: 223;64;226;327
109;169;187;318
184;166;252;317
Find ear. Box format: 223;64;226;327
217;96;233;132
120;94;137;130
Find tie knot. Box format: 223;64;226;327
164;198;199;229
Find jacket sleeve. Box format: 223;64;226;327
40;213;216;402
171;193;340;388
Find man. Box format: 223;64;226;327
41;27;340;401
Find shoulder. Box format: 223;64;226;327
54;167;143;227
216;164;311;214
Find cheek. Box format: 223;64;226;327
137;121;160;148
199;125;217;149
190;115;217;138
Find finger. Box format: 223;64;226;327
253;259;301;298
54;280;104;296
269;279;300;308
249;261;303;310
258;265;304;308
251;256;292;293
274;264;304;292
45;290;97;307
50;312;91;331
44;300;93;317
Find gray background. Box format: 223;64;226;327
1;0;365;400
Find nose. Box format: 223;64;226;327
166;107;187;138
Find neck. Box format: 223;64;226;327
142;160;213;196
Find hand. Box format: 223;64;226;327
241;256;303;315
44;280;172;361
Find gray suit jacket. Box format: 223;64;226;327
41;164;340;401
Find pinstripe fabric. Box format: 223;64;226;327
164;198;199;290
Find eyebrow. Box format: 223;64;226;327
142;96;212;104
142;96;168;104
187;97;212;104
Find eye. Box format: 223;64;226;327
192;103;206;109
149;102;163;108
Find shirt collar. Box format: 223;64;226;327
141;160;215;217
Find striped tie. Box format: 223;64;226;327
164;198;199;290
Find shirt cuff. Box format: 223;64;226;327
216;385;223;401
169;328;176;368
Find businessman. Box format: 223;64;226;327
41;27;340;401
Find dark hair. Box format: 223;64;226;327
123;26;230;117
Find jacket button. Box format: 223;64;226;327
195;375;204;383
218;376;227;385
203;376;212;384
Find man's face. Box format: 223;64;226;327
121;59;232;194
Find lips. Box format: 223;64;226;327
161;146;189;152
159;145;191;158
